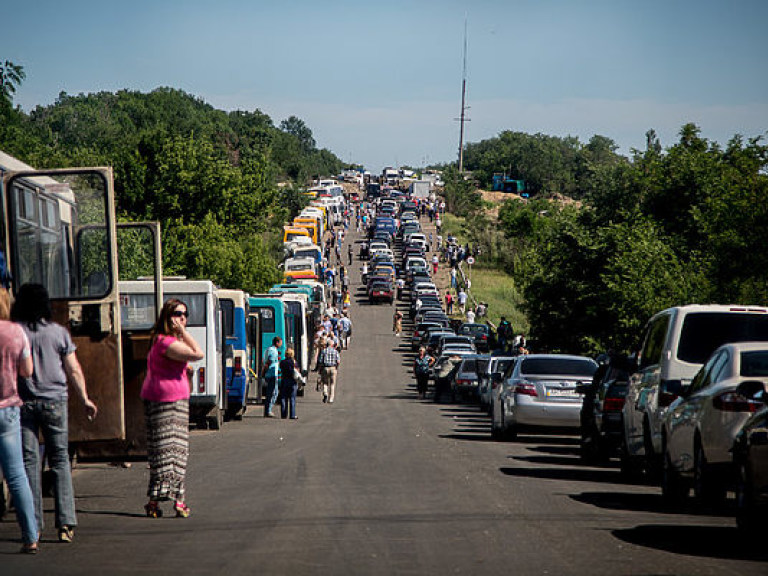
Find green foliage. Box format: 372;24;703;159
492;124;768;355
0;84;344;294
442;165;482;217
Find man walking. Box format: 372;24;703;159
318;339;340;403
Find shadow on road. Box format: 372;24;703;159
569;491;733;517
500;465;624;484
612;524;767;562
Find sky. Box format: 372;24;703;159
3;0;768;173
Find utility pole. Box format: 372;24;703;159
455;17;470;173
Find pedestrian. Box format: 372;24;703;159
413;347;434;399
318;339;340;403
342;290;352;314
445;291;454;315
12;284;98;543
396;277;405;300
393;309;403;336
458;289;468;314
466;308;476;324
262;336;283;418
338;313;352;350
348;243;353;265
278;347;301;420
140;298;204;519
432;254;439;275
498;317;513;352
0;288;39;554
450;267;457;289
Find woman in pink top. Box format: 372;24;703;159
0;289;38;553
141;298;203;519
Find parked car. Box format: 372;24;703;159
577;353;631;463
478;355;515;413
731;381;768;532
661;342;768;505
368;280;394;304
432;352;472;403
411;322;441;351
437;335;476;356
623;304;768;478
451;355;484;401
458;323;493;352
492;354;597;440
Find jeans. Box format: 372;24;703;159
263;376;278;416
0;406;38;544
21;399;77;531
279;383;298;419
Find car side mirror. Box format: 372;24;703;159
736;380;767;402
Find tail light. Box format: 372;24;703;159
713;392;762;413
481;335;488;340
197;367;206;393
514;382;538;397
456;378;471;386
234;356;242;375
414;330;420;337
603;397;626;412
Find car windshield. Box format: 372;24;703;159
519;357;597;377
740;350;768;377
460;359;478;372
677;312;768;364
460;325;486;335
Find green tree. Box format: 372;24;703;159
0;60;25;104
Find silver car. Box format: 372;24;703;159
661;342;768;505
492;354;597;440
478;356;515;413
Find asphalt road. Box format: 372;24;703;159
2;225;767;575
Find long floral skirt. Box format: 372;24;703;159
144;399;189;502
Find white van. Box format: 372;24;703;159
622;304;768;474
120;279;226;429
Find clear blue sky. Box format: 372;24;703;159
3;0;767;172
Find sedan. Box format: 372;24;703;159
492;354;597;440
368;281;394;304
457;323;493;352
732;381;768;532
662;342;768;505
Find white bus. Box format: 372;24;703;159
119;278;226;429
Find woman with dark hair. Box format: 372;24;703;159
12;283;96;544
141;298;203;518
278;347;301;420
0;288;38;553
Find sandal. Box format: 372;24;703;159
174;501;190;518
21;541;39;554
144;501;163;518
58;526;75;543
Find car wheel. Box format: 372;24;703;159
580;426;601;464
643;419;660;480
661;448;688;507
735;461;763;533
693;442;726;504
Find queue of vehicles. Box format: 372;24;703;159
0;152;344;460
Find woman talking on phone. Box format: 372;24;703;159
141;299;203;519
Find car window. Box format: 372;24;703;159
638;314;670;370
689;351;722;393
710;350;730;384
519;357;597;377
740;350;768;377
677;312;768;364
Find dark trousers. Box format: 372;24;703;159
279;383;298;419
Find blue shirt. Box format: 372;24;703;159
264;345;280;379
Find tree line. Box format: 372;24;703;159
444;126;768;355
0;66;343;293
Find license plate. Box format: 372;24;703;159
547;388;576;397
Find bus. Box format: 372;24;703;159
120;278;227;429
216;288;251;420
1;151;164;457
247;296;288;399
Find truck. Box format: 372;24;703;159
408;180;430;199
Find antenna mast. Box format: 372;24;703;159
456;17;470;173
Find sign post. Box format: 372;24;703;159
466;256;475;288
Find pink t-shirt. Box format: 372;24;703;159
0;320;31;409
140;334;190;403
